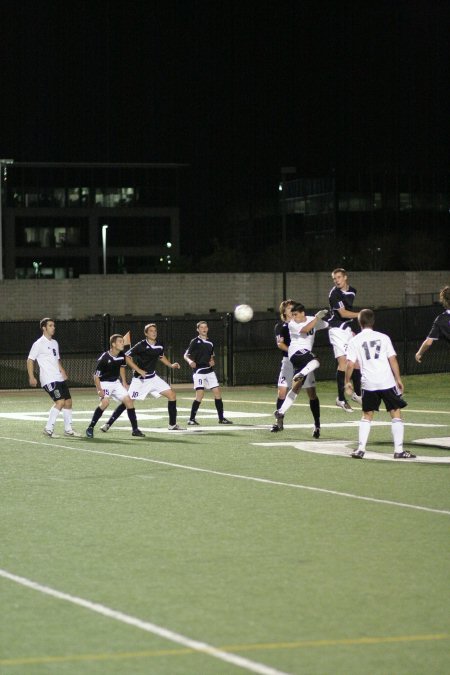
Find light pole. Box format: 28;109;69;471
0;159;14;281
279;166;296;299
102;224;108;275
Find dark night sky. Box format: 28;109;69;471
1;0;449;229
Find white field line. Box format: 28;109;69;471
178;398;450;415
0;569;290;675
1;436;449;516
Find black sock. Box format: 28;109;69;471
215;398;224;420
168;400;177;425
190;400;201;420
89;406;104;427
337;370;346;401
352;369;361;396
127;407;138;431
276;397;284;410
310;397;320;428
107;403;126;427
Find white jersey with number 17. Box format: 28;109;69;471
346;328;397;391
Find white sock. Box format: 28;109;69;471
300;358;320;377
46;406;61;431
279;389;297;415
63;409;73;432
391;417;404;453
358;418;371;450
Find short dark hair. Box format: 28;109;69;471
291;303;305;314
439;286;450;309
110;333;123;347
279;299;295;320
358;308;375;328
40;317;54;329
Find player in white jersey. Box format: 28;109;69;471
345;309;415;459
273;303;329;433
27;317;80;438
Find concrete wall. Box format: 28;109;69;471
0;271;448;320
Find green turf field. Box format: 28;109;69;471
1;373;449;674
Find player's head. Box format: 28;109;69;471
358;308;375;328
40;317;54;330
439;286;450;309
279;299;295;321
144;323;157;339
291;303;305;322
332;268;348;289
109;334;123;348
196;321;208;335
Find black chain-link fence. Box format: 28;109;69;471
2;306;448;390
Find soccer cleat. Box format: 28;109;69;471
351;449;365;459
274;410;284;430
270;424;281;433
100;423;110;433
85;426;94;438
187;419;199;426
351;393;362;405
43;428;59;439
168;424;184;430
394;450;416;459
312;427;320;439
132;428;145;437
64;429;81;437
219;418;233;424
336;397;353;412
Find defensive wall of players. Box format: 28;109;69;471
0;270;448;320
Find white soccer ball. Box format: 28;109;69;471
234;304;254;323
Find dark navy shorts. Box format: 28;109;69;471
43;380;71;402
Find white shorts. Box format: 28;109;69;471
128;375;170;401
328;326;353;359
99;380;129;403
277;357;294;388
193;370;219;390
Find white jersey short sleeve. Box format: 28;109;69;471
28;336;63;387
347;328;397;391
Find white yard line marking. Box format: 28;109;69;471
1;436;449;516
0;569;290;675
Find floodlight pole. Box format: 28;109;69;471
102;224;108;275
0;159;14;281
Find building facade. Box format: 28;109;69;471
0;162;186;279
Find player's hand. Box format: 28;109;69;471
315;309;328;320
415;352;422;363
171;362;180;369
97;388;105;399
209;357;215;367
188;360;196;369
29;376;37;387
396;380;404;394
344;381;354;394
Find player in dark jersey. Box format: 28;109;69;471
184;320;232;425
415;286;450;363
85;334;144;438
328;267;362;412
102;323;182;431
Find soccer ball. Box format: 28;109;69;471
234;304;254;323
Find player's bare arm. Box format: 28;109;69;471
184;350;196;368
94;374;105;398
388;355;404;393
126;355;146;377
120;365;128;388
276;336;289;353
27;358;37;387
337;307;359;319
415;337;433;363
160;354;180;369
